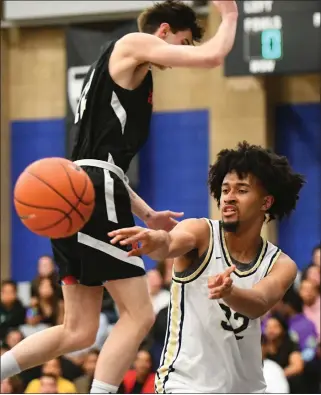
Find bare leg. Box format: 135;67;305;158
93;275;155;386
1;285;102;379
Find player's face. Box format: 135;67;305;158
219;171;273;232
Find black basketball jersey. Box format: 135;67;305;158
71;40;153;173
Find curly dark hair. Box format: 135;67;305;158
208;141;305;221
137;0;204;42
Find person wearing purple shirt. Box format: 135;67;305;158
262;286;318;361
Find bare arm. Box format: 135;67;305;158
126;184;154;222
126;184;183;231
116;2;238;69
109;218;209;261
222;254;297;319
284;352;304;377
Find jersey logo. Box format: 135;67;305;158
219;303;250;340
148;90;153;105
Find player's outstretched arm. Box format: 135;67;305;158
116;1;238;69
108;218;208;261
221;253;297;319
126;185;183;231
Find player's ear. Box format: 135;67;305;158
159;23;170;39
261;195;274;212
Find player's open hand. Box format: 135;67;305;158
212;1;238;19
145;210;184;232
208;265;236;299
108;226;168;257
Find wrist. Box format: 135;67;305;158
143;209;156;223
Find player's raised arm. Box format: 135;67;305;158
108;218;209;261
116;1;238;69
220;253;297;319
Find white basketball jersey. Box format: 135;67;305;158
155;219;281;394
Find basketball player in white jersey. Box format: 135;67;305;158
1;1;239;393
109;141;305;393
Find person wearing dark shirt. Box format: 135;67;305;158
264;314;304;393
0;281;25;340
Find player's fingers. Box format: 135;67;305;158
109;234;127;245
119;231;149;246
108;227;143;238
208;275;220;288
168;211;184;218
223;277;232;286
127;247;145;257
223;265;236;278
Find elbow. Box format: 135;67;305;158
203;53;224;68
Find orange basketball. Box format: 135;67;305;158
14;157;95;239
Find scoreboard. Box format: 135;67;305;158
224;1;321;76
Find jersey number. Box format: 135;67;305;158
219;303;249;340
74;68;95;124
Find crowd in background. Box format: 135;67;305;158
1;245;320;394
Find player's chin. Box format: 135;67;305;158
221;219;240;233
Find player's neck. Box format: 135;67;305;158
224;222;263;263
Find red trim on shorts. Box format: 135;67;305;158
61;275;79;285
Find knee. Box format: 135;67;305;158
63;319;99;350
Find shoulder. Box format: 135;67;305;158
113;32;157;56
270;252;297;279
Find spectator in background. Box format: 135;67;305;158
147;269;170;315
5;329;24;350
19;296;50;338
261;334;289;393
24;358;77;394
264;314;304;393
294;244;320;291
308;244;320;269
0;281;25;340
73;349;99;393
281;286;318;361
299;279;320;339
34;278;63;326
39;374;59;394
31;256;59;297
122;350;155;394
0;376;24;394
302;264;320;288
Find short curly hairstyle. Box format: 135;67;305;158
208;141;305;221
137;0;204;42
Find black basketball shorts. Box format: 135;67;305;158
51;159;146;286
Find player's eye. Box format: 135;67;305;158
239;190;248;194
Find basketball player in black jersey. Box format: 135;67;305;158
1;1;238;392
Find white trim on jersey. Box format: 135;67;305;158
111;91;127;134
77;232;145;269
155;281;185;394
103;169;118;223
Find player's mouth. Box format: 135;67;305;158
222;205;237;217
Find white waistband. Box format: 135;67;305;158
74;159;127;183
